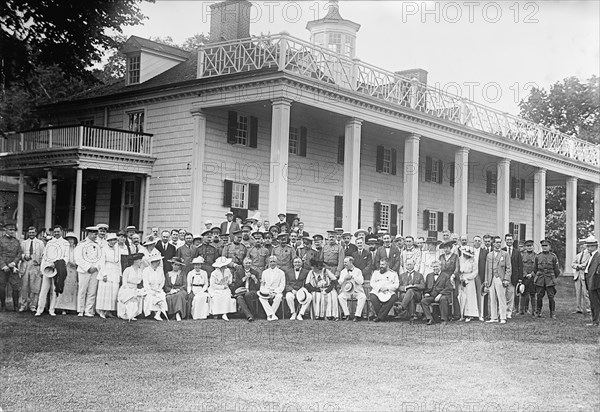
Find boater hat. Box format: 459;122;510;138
341;280;354;293
191;256;205;265
149;254;163;263
296;287;310;305
233;287;248;297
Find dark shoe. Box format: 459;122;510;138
373;318;381;323
248;317;254;322
353;316;360;322
550;313;557;319
342;315;350;321
537;312;542;318
426;319;434;325
519;311;525;315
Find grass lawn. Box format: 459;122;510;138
1;277;599;411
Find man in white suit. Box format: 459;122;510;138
74;226;104;317
572;240;590;315
19;226;45;312
485;236;512;324
259;255;285;321
37;225;70;316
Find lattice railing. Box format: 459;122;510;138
197;34;599;167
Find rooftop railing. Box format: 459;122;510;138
198;33;599;167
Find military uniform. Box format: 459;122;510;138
323;243;344;278
0;233;23;310
272;243;294;276
221;242;247;270
248;245;270;273
196;243;218;274
533;242;560;317
520;247;537;315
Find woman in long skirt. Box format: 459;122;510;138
305;258;339;320
458;246;479;322
143;254;168;321
164;257;188;321
187;256;210;320
96;234;121;318
208;257;236;320
55;232;79;314
117;253;145;321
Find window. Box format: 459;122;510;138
428;210;438;232
232;182;247;209
486;171;497;194
127;110;145;133
127;55;140;85
382;149;392;174
344;36;354;56
223;180;259;210
337;135;345;164
289;126;299;155
431;160;439;183
327;33;342;54
122;180;136;227
510;177;526;200
236;114;249;146
513;223;519;241
227;111;257;148
376;145;396;175
379;203;390;231
424;156;443;184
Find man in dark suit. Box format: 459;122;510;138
155;230;177;273
583;237;600;326
231;257;261;322
421;261;453;325
473;235;488;320
220;211;240;237
397;259;425;322
503;233;523;319
285;257;311;320
351;237;373;281
374;233;401;274
341;232;358;257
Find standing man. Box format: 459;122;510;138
247;232;269;273
18;226;45;312
323;231;344;279
220;211;240;238
176;232;198;275
222;230;247;271
503;233;523;319
351;237;373;281
572;240;590;315
473;235;487;320
96;223;109;248
401;236;422;273
74;226;103;317
196;230;218;275
0;223;23;311
520;240;537;316
338;256;367;321
369;257;399;322
155;230;177;273
583;236;599;327
341;232;358;257
533;239;560;319
272;232;294;277
374;233;401;274
485;236;512;324
275;212;289;233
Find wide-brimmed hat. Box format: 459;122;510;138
148;254;163;263
142;236;156;246
310;258;324;268
277;232;289;239
191;256;205;265
341;280;354;293
129;252;145;262
233;287;248;297
583;236;598;246
105;233;118;242
65;232;78;241
212;256;232;268
269;225;281;233
258;290;271;299
168;257;185;266
296;287;310;305
225;211;234;216
43;265;57;278
277;212;286;217
354;229;367;237
440;240;456;249
86;226;99;232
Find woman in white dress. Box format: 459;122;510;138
55;232;79;314
142;253;168;321
187;256;210;320
458;246;479;322
96;233;121;318
208;256;236;320
117;253;145;321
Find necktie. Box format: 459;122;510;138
408;273;413;285
508;247;512;256
29;239;34;255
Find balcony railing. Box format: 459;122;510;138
0;125;153;156
198;33;599;167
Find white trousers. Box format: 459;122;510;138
77;272;98;315
259;293;282;317
338;291;366;317
489;276;507;321
36;276;57;315
285;291;312;315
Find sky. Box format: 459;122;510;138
119;0;600;116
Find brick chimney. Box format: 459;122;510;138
209;0;252;43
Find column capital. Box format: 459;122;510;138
498;158;511;166
566;176;578;183
456;146;470;155
407;133;421;141
345;117;363;126
271;97;293;107
535;167;547;174
190;107;206;117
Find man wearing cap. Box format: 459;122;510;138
247;232;269;273
155;230;177;273
572;240;591;315
503;234;523;319
284;257;311;320
74;226;103;317
126;226;137;246
351;237;373;281
583;236;600;326
485;236;512;324
273;232;295;277
196;230;218;275
533;239;560;319
275;212;289;233
18;226;45;312
302;234;323;270
204;220;213;231
323;231;344;279
230;257;260;322
220;211;240;237
240;224;255;249
338;256;366;321
222;230;247;271
96;224;109;248
396;259;425;322
519;240;537;316
341;232;357;257
369;257;399;322
374;233;402;275
0;222;23;311
259;255;285;321
401;236;422;274
297;236;312;263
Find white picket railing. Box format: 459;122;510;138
198;33;599;167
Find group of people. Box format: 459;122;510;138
2;211;599;327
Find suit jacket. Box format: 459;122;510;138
584;250;600;291
155;241;177;273
374;244;402;273
342;243;358;257
485;249;512;285
477;246;488;283
503;246;523;285
423;272;453;297
572;250;590;281
351;248;373;280
220;221;240;235
285;267;310;293
398;270;425;300
230;266;260;293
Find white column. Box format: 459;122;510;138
142;175;151;238
595;184;600;242
453;147;469;236
565;177;577;277
17;171;25;240
343;118;362;232
45;169;53;231
533;168;546;248
403;134;420;236
189;109;207;234
268;98;291;221
496;159;510;236
73;168;83;237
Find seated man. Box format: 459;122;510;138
369;257;399;322
420;260;453;325
285;257;312;320
258;256;285;321
231;257;260;322
397;259;425;322
338;256;367;321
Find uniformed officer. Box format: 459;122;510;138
240;224;255;249
519;240;537;316
221;230;247;271
247;231;269;273
272;232;294;277
196;230;218;274
533;239;561;318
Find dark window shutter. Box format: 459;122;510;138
423;210;430;231
334;196;343;228
223;180;233;207
391;149;397;175
374;202;381;227
510;177;517;198
520;179;525;200
425;156;432;182
486;171;492;193
390;204;398;236
437;160;443;184
249;116;258;148
108;179;122;231
358;198;362;229
437;211;444;232
448;213;454;233
82;180;97;229
449;162;455;187
519;224;526;241
337;135;345;164
376;145;384;173
227;111;237;144
509;222;514;236
299;126;307;157
248;184;259;210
